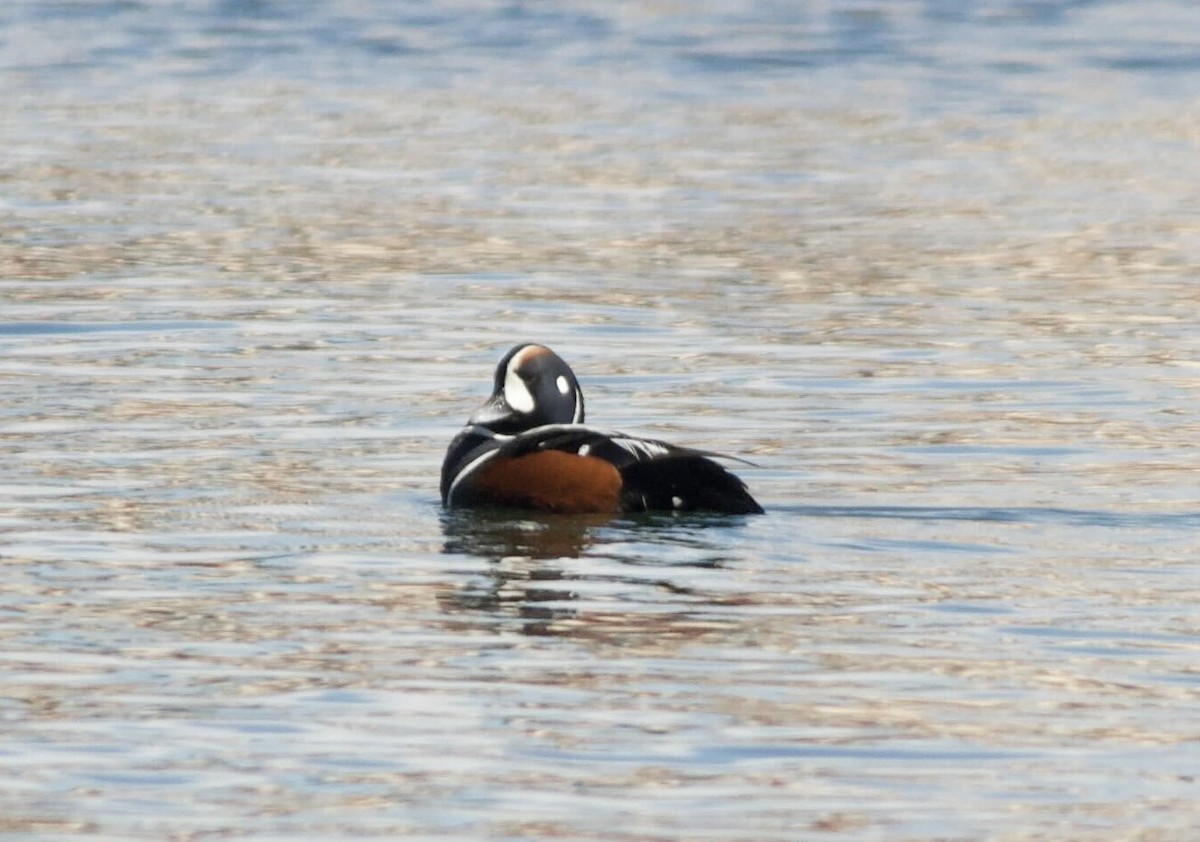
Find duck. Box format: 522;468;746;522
440;344;763;515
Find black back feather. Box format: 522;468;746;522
618;453;764;515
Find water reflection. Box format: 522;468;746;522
439;509;599;635
439;508;753;562
438;509;751;642
440;508;608;561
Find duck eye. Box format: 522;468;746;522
517;369;535;382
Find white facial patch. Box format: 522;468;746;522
556;375;570;396
504;360;535;414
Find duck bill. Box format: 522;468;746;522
469;393;517;427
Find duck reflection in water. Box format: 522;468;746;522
440;507;610;561
438;508;606;636
438;508;748;640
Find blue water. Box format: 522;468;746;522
4;1;1200;840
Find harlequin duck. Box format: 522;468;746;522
440;344;764;515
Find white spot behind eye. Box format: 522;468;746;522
578;444;591;456
672;496;683;509
556;375;570;395
505;363;535;413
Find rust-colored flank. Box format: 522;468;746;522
473;450;622;513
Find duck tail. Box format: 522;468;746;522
619;455;764;515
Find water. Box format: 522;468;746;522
4;1;1200;839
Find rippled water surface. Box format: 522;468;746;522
4;1;1200;839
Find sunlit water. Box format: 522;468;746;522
3;2;1200;839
